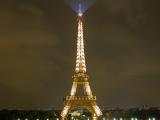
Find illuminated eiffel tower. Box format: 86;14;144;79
61;16;102;120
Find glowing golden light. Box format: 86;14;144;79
75;17;86;73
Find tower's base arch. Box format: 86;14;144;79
61;95;102;120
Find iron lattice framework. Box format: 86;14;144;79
61;16;102;120
75;16;86;73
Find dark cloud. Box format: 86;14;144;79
0;0;160;109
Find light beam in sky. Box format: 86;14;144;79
64;0;96;16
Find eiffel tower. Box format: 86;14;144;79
61;16;102;120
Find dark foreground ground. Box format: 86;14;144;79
0;107;159;120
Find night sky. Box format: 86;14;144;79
0;0;160;109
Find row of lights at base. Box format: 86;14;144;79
17;118;59;120
107;118;156;120
16;117;156;120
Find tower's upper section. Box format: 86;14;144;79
75;16;87;73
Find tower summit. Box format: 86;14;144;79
61;15;102;120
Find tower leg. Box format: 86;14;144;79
92;114;97;120
61;116;67;120
92;104;102;116
61;105;70;120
